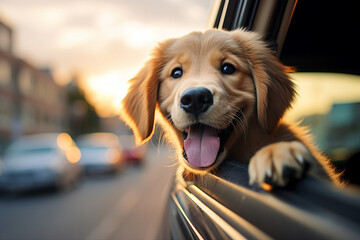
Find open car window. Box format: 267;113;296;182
280;0;360;185
165;1;360;239
208;0;360;187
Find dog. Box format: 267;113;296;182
120;28;340;188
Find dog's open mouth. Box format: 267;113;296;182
182;125;220;168
182;122;234;168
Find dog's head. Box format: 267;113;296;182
121;29;295;172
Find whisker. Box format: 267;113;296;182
165;161;180;168
222;107;248;141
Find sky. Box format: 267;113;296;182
0;0;213;117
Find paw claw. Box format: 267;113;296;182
295;154;304;164
266;167;272;177
264;168;273;184
249;141;311;187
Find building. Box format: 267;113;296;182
0;17;67;148
0;17;15;146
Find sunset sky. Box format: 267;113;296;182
0;0;212;117
2;1;359;120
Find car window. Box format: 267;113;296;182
285;73;360;160
278;1;360;183
77;145;109;150
6;146;57;157
166;2;360;240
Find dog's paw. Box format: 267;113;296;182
248;141;311;189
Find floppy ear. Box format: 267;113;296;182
231;29;296;135
121;39;173;144
121;61;158;144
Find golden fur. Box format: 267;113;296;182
121;29;340;187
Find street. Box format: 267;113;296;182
0;145;177;240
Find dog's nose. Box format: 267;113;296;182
180;87;213;117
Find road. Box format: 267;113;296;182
0;145;177;240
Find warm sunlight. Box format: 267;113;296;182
83;70;136;117
285;73;360;121
0;0;211;119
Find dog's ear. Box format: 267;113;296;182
121;41;172;144
231;29;296;135
121;62;157;144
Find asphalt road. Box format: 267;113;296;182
0;145;177;240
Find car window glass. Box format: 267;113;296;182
6;146;57;157
280;1;359;183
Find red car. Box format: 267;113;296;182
118;135;146;164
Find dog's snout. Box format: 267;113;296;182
180;87;213;117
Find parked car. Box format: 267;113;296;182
160;0;360;239
76;133;124;174
0;133;82;193
118;135;146;165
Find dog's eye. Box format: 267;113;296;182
171;68;183;79
221;63;236;75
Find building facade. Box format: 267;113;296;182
0;17;67;148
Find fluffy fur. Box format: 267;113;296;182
121;29;340;187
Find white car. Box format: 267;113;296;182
76;133;124;174
0;133;82;193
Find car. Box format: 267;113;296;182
0;133;82;193
159;0;360;239
76;132;124;174
118;134;146;165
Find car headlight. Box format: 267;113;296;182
66;146;81;163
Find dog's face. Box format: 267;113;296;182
121;29;295;173
157;31;256;169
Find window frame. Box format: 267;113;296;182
164;1;360;239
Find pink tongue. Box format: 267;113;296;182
184;126;220;168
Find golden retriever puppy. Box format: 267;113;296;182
120;29;340;188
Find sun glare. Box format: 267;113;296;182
285;73;360;121
84;71;135;117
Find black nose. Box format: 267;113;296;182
180;87;213;117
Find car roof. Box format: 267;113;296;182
76;132;120;146
5;133;63;152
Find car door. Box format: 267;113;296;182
160;1;360;239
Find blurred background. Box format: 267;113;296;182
0;1;212;240
0;0;359;239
